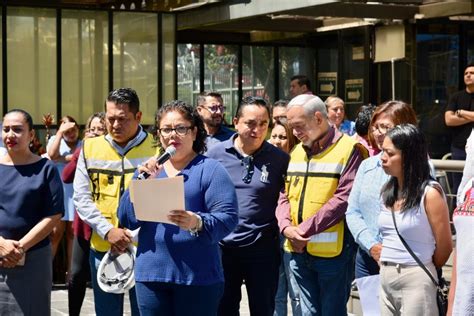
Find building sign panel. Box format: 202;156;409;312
317;72;337;97
352;46;365;61
345;79;363;104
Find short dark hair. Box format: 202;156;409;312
4;109;34;131
381;124;432;211
355;104;376;137
465;63;474;71
106;88;140;114
235;96;272;122
273;99;289;109
152;100;207;154
197;91;223;107
290;75;311;91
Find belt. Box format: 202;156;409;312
381;261;418;268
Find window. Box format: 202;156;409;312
113;12;157;124
7;7;56;122
177;43;200;106
204;44;238;122
242;46;275;104
62;10;108;124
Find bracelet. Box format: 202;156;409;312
189;214;203;237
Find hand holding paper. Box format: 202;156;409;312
168;210;200;231
129;176;185;224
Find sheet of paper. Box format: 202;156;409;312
355;274;381;316
129;176;184;225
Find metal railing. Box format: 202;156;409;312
431;159;465;173
431;158;465;217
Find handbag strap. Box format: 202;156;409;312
390;209;439;287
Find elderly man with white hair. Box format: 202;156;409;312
276;94;368;315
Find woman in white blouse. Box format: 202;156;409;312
378;124;452;315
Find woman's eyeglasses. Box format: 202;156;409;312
371;124;393;134
159;126;192;137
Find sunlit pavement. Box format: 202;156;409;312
51;251;453;316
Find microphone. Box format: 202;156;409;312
137;146;177;180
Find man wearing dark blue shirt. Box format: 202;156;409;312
196;91;234;150
207;96;290;316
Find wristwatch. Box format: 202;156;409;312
189;214;203;237
456;109;463;118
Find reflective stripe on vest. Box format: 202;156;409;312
83;134;157;252
284;134;359;257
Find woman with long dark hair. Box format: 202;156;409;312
378;124;452;315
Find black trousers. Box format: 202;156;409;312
68;235;91;316
218;232;280;316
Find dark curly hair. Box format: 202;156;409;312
151;100;207;154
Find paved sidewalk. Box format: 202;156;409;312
52;252;453;315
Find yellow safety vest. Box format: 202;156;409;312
284;134;365;257
83;134;157;252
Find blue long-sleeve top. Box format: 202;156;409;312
346;154;388;253
346;153;437;253
118;154;238;286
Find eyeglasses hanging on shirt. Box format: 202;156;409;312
241;156;255;184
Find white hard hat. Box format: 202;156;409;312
97;245;136;294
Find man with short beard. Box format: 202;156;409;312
196;91;234;150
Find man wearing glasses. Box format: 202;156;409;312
276;94;367;315
196;91;235;150
207;96;290;316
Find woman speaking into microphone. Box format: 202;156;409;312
118;100;238;316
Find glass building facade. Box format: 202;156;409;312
1;6;175;127
0;4;472;160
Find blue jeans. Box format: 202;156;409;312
274;236;301;316
89;249;139;316
354;248;379;279
289;241;356;316
135;281;224;316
